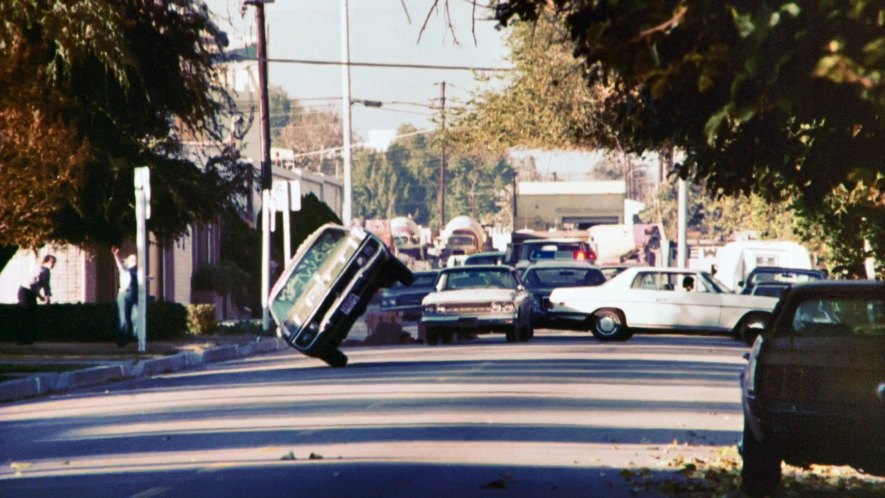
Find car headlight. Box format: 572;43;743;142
423;304;437;314
382;298;396;308
491;302;516;313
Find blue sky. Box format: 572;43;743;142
206;0;510;138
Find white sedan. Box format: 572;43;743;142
547;267;778;341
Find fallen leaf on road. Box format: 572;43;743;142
309;452;323;460
10;463;31;476
480;479;508;489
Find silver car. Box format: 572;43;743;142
421;265;533;344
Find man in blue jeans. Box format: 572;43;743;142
111;247;138;347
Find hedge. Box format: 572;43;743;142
0;301;188;342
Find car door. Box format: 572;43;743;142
658;272;725;329
625;271;676;328
788;295;885;430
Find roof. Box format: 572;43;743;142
517;181;626;196
523;261;600;270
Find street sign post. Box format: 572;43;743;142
134;166;150;352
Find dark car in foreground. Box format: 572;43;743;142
269;224;413;367
521;261;605;328
379;270;439;321
739;281;884;496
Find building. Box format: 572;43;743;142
514;181;627;231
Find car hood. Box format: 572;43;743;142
423;288;518;305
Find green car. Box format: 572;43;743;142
269;224;413;367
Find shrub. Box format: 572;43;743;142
192;264;233;295
186;304;217;335
0;301;188;342
216;319;266;336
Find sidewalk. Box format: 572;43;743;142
0;335;290;403
0;314;420;403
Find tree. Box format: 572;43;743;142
0;0;251;251
269;85;302;145
493;1;883;275
451;12;618;153
278;109;345;175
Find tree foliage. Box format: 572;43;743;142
492;0;883;273
0;0;251;250
352;125;515;229
278;108;345;175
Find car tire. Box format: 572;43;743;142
441;331;454;344
740;419;781;496
505;327;518;343
518;323;532;342
389;256;414;286
738;312;769;345
591;309;631;341
319;348;348;368
426;328;440;346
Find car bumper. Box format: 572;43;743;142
379;305;422;321
747;399;885;469
421;313;517;332
542;311;590;329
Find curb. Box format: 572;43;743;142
0;337;289;403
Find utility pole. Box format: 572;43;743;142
341;0;353;226
438;81;446;231
245;0;273;332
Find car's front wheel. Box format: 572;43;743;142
737;312;769;345
740;419;782;496
591;309;631;341
425;327;440;345
318;348;348;368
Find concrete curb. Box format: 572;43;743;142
0;337;290;404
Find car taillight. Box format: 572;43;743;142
574;251;586;261
759;366;815;401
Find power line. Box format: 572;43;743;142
242;57;512;72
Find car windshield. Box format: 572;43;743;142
442;268;517;290
700;272;729;293
789;296;885;337
270;227;360;328
749;270;822;285
392;272;437;288
524;267;604;288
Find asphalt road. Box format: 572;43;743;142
0;331;751;497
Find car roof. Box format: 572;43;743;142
523;260;599;270
466;251;504;257
440;264;515;273
749;266;825;276
522;238;585;244
781;280;884;299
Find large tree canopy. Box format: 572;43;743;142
0;0;250;249
491;0;882;275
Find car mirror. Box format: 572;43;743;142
742;352;751;361
517;284;525;291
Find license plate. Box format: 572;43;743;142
340;293;359;315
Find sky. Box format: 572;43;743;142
205;0;511;140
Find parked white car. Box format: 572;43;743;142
547;267;779;341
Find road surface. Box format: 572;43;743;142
1;331;751;497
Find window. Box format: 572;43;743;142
789;297;885;337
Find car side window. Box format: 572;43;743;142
632;272;663;290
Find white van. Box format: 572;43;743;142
715;240;812;292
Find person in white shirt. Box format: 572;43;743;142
112;247;138;347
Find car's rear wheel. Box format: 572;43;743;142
426;328;440;346
740;419;781;496
518;323;532;342
591;309;631;341
318;348;348;368
738;312;769;345
505;327;518;343
441;331;454;344
388;256;414;286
